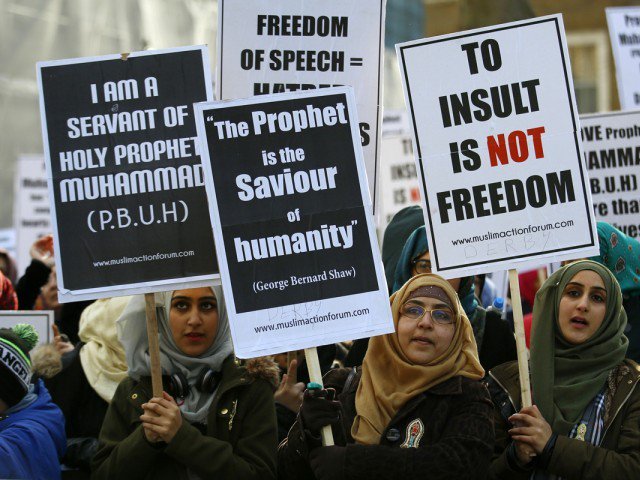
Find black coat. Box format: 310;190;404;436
278;367;495;480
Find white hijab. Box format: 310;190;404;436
117;286;233;423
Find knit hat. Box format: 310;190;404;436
0;324;38;407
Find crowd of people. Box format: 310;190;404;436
1;212;640;479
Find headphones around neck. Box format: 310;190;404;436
164;368;222;399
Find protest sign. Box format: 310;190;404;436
195;87;393;358
397;14;598;279
582;110;640;237
606;7;640;110
37;46;218;303
378;126;421;228
0;311;53;346
381;109;411;136
217;0;385;211
13;155;51;276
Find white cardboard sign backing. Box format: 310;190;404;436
397;15;598;278
606;7;640;110
581;110;640;237
217;0;385;211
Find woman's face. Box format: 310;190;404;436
412;252;461;292
558;270;607;345
397;295;456;364
169;288;219;356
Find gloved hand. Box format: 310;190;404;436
299;387;341;434
310;446;346;480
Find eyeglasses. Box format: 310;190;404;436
411;259;432;274
400;303;455;325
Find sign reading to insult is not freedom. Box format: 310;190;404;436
397;14;598;278
195;87;393;358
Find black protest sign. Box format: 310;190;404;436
37;47;217;301
199;91;379;313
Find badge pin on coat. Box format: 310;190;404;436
400;419;424;448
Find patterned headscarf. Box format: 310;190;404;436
0;271;18;310
589;221;640;295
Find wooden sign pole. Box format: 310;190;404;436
508;269;532;408
144;293;164;398
304;347;335;446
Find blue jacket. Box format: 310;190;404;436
0;379;66;479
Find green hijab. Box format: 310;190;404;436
530;260;628;434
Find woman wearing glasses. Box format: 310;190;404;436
278;274;494;480
393;225;516;371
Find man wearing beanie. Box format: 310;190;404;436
0;324;66;479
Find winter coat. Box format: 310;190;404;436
92;356;279;480
33;343;108;472
486;359;640;480
278;367;494;480
0;379;66;480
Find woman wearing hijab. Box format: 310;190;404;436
487;260;640;479
92;287;279;480
278;274;494;480
393;226;516;371
589;221;640;362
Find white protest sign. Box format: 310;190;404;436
217;0;385;211
195;87;393;358
581;110;640;237
0;311;54;346
606;8;640;110
13;155;51;276
37;46;218;303
378;131;421;228
397;14;598;278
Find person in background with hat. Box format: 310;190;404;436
487;260;640;479
92;287;279;480
278;274;494;480
0;324;66;479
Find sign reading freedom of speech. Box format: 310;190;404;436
606;7;640;110
397;15;598;278
217;0;385;211
195;88;393;358
37;46;218;302
582;111;640;237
